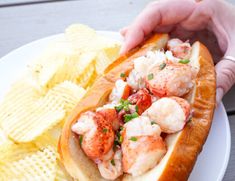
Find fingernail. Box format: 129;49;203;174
216;87;224;106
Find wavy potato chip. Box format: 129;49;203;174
28;52;79;89
65;24;97;50
0;146;57;180
1;93;65;142
0;80;42;124
44;81;86;113
76;63;96;88
0;128;11;146
0;142;38;163
1;80;85;143
34;129;60;152
84;68;98;89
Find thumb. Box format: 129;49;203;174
215;58;235;104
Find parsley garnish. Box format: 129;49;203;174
124;112;139;123
119;135;123;143
147;73;154;80
102;128;108;133
179;59;190;64
115;99;130;112
116;131;123;144
114;140;119;146
115;105;123;112
120;73;126;78
159;63;166;70
111;159;116;166
135;105;139;113
151;121;157;125
129;137;137;141
79;135;83;145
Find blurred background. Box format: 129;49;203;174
0;0;235;180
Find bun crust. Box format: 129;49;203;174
59;34;216;181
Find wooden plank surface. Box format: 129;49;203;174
0;0;235;180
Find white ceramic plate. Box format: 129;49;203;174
0;31;231;181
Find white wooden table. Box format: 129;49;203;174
0;0;235;180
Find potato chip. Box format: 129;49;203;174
88;35;121;52
0;142;38;163
0;128;11;146
1;80;85;143
34;130;59;152
1;92;65;142
102;43;121;66
31;58;65;88
0;80;42;124
65;52;97;88
0;146;57;180
44;81;86;113
84;68;98;89
28;52;78;89
65;24;97;50
94;50;115;74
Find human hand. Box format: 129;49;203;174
120;0;235;104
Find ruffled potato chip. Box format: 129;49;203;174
1;81;86;143
0;146;57;180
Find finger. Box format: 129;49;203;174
153;24;174;33
120;0;197;55
215;59;235;103
169;25;195;40
180;0;213;31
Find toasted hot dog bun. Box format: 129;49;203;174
59;33;216;181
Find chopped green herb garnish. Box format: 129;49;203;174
120;99;125;104
111;159;116;166
151;121;157;125
116;131;123;144
121;99;130;105
123;105;130;111
159;63;166;70
124;112;139;123
120;73;126;78
119;135;123;143
115;99;131;112
114;140;119;146
179;59;190;64
147;73;154;80
135;105;139;113
103;128;108;133
119;126;124;131
129;137;137;141
79;135;83;145
115;105;123;112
